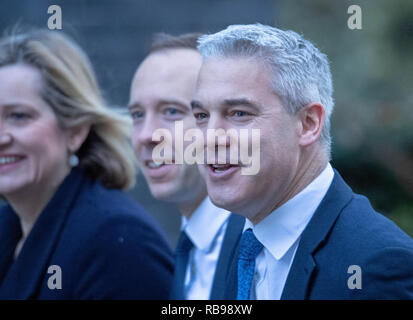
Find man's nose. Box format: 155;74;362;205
205;115;232;147
135;115;162;147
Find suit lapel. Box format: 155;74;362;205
210;214;245;299
281;170;353;299
0;169;85;299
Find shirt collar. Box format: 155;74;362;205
182;197;231;253
245;163;334;260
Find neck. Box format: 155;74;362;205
251;146;328;225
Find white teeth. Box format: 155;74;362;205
212;164;230;171
147;161;163;168
213;164;228;168
0;157;21;165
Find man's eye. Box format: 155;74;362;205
165;108;180;116
164;108;186;118
194;112;208;120
233;111;247;117
131;111;144;119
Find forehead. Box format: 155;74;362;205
130;48;202;105
0;64;43;103
194;56;276;108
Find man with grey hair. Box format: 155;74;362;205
192;24;413;299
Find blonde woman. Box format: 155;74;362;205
0;29;173;299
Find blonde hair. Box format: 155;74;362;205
0;29;136;189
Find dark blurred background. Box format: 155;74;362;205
1;0;412;246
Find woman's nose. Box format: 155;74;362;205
0;124;13;147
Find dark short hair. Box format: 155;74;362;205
149;32;202;53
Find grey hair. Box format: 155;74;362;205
197;24;334;156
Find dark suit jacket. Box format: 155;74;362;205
0;168;174;299
225;169;413;299
209;214;245;299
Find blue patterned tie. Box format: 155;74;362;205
170;231;193;299
237;228;263;300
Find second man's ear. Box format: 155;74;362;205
298;102;325;147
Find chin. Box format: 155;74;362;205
0;178;27;197
149;183;177;202
207;187;239;212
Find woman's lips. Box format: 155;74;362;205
0;155;26;172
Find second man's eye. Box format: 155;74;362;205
131;111;144;119
165;108;180;116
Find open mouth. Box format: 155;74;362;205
0;156;25;165
209;164;238;172
146;160;165;169
0;155;25;172
205;162;243;181
142;160;176;179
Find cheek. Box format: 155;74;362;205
131;129;141;153
26;121;68;165
259;139;294;177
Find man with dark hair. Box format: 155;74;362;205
128;33;244;300
149;32;201;52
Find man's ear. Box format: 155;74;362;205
298;102;325;147
67;123;91;153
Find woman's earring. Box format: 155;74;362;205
69;154;79;167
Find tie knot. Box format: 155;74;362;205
238;229;263;260
176;231;193;253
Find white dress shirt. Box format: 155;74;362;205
182;197;231;300
244;163;335;299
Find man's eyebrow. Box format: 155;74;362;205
191;100;203;109
127;102;142;111
128;99;190;111
191;98;262;110
157;99;190;110
223;98;261;110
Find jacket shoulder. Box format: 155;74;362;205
311;192;413;299
47;180;174;299
334;193;413;250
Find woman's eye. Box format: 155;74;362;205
9;112;31;121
